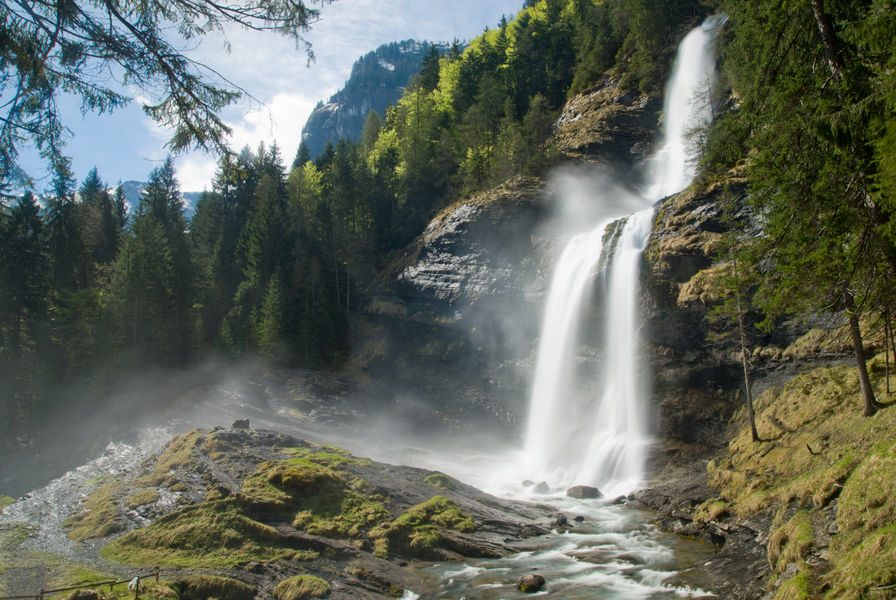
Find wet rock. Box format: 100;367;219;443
574;515;585;522
231;418;250;430
566;485;602;499
533;481;550;494
612;495;627;505
521;480;535;488
517;574;546;593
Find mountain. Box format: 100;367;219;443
119;180;203;219
300;39;450;159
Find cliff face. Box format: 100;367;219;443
301;40;447;159
353;80;667;429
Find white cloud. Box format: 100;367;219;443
227;92;317;162
175;155;218;193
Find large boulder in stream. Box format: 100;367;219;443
566;485;602;499
517;574;547;593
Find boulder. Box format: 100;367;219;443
517;574;546;593
231;419;250;430
574;515;585;522
533;481;550;494
566;485;602;499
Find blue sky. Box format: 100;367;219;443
20;0;523;193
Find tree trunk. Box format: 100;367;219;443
734;261;759;442
810;0;844;80
844;292;879;416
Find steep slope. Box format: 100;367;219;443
300;40;447;159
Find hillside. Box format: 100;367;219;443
300;40;449;159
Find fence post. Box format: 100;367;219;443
134;577;140;600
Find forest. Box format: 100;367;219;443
0;0;709;449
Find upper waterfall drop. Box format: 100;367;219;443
522;16;723;496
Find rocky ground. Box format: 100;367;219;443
0;426;553;599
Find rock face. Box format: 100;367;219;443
642;183;744;456
553;78;661;172
354;177;550;427
301;40;448;159
352;79;663;427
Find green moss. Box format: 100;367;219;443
273;575;331;600
0;496;14;509
423;473;456;491
172;575;255;600
242;458;389;539
283;445;371;468
241;459;342;512
126;489;160;509
102;499;316;568
63;483;125;541
370;496;475;558
773;572;811;600
768;511;814;574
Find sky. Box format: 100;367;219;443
20;0;523;193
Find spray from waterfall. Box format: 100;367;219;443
522;16;723;496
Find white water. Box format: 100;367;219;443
523;17;723;497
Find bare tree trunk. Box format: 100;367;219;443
844;292;879;416
810;0;844;80
885;311;892;394
734;259;759;441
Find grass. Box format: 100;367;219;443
137;431;202;487
370;496;475;558
273;575;331;600
102;499;316;568
767;510;813;574
63;483;125;541
701;353;896;598
126;489;160;509
171;575;255;600
0;496;14;509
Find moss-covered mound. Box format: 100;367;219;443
171;575;255;600
0;496;14;509
272;575;331;600
701;354;896;598
370;495;475;558
101;499;315;567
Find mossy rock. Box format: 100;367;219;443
102;499;316;568
172;575;255;600
63;483;125;541
0;496;14;509
284;445;371;468
423;473;456;491
241;459;342;512
273;575;331;600
242;457;389;539
370;496;475;558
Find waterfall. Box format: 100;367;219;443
522;17;723;497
